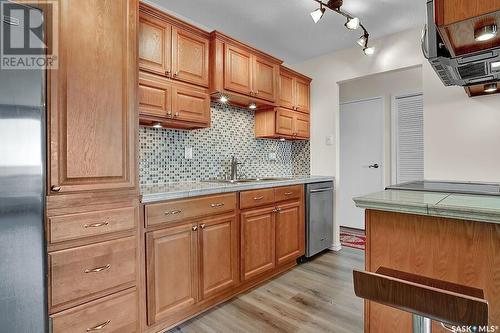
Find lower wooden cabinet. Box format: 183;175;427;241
50;288;138;333
240;206;276;281
199;214;238;300
146;223;198;325
276;201;304;265
145;213;237;325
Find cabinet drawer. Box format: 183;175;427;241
275;185;302;202
240;188;275;209
146;193;237;227
49;236;136;311
51;289;138;333
49;207;137;244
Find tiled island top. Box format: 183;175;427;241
140;176;334;203
354;189;500;224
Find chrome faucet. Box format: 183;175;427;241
229;156;242;181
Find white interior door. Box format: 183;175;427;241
339;98;384;230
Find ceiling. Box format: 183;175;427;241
148;0;426;64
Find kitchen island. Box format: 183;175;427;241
354;189;500;333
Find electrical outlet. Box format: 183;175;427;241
184;147;193;159
268;152;277;161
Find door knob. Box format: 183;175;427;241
368;164;379;169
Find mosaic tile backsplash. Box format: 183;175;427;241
139;102;311;184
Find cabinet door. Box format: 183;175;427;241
138;79;172;118
224;44;253;95
276;201;304;265
275;108;294;137
171;27;209;87
172;85;210;125
279;71;295;109
241;207;276;281
295;78;310;113
199;214;238;300
49;0;137;193
294;113;310;139
253;56;278;102
146;223;198;325
139;15;171;77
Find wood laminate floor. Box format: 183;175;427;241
168;248;365;333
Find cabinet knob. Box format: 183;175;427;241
174;71;179;77
165;70;171;77
192;225;198;231
175;112;179;118
200;224;206;229
255;90;259;95
51;185;61;192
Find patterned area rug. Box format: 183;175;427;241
340;229;366;250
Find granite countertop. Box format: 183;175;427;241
353;189;500;224
141;176;334;203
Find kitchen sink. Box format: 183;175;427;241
203;177;292;184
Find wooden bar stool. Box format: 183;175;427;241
353;267;489;333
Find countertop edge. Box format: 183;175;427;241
141;176;334;203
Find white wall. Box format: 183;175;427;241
339;66;423;186
292;28;425;249
423;62;500;182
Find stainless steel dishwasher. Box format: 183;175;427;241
305;181;334;257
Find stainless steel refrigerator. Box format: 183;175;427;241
0;1;48;331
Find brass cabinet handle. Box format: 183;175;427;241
165;209;182;216
86;320;111;332
253;196;264;200
274;207;282;213
174;71;179;77
174;112;179;118
210;202;225;208
192;225;198;231
84;264;110;274
200;224;206;229
284;192;293;196
51;185;61;192
84;221;109;228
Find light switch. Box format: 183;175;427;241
185;147;193;159
326;135;334;146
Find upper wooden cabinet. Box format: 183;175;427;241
279;67;311;114
138;72;210;129
139;3;209;87
210;31;282;108
48;0;137;194
255;108;310;140
435;1;500;56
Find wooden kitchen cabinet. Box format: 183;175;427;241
139;3;209;87
210;31;281;108
139;15;171;77
240;207;276;281
48;0;137;194
278;66;311;113
199;214;238;300
224;44;254;96
434;1;500;56
255;107;310;140
276;201;304;266
139;72;210;129
146;222;199;325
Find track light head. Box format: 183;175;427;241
310;4;326;23
345;17;360;30
357;34;368;47
363;46;375;56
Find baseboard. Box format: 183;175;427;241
329;243;342;251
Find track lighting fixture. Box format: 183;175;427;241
309;0;373;55
248;103;257;110
310;4;326;24
152;122;163;129
219;94;229;103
